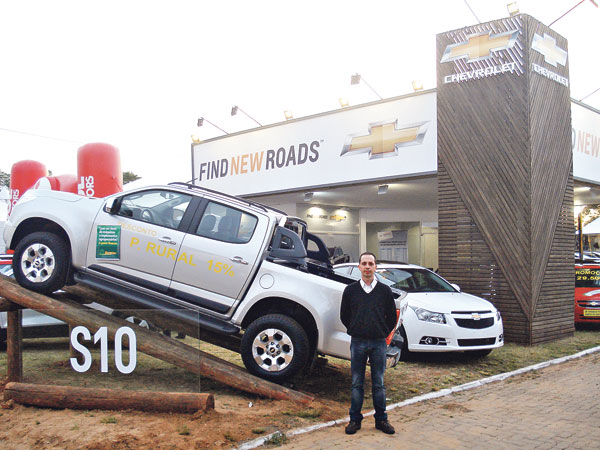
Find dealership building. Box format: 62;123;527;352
192;15;600;345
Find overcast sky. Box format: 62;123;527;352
1;0;598;184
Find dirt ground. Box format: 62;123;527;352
0;377;345;450
1;328;599;450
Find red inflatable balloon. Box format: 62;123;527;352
77;143;123;198
9;160;48;215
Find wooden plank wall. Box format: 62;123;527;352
527;17;575;343
438;161;530;342
437;15;574;344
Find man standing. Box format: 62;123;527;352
340;252;397;435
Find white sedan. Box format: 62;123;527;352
333;262;504;357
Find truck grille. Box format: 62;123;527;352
458;338;496;347
454;317;494;329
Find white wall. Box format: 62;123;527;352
359;207;437;254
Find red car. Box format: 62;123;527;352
575;264;600;324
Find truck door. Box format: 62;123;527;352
86;189;194;293
170;200;269;313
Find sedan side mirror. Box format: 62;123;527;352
451;283;461;292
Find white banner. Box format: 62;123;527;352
192;93;599;194
572;102;600;184
192;92;437;195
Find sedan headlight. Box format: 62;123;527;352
497;310;502;322
410;306;446;324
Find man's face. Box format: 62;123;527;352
359;254;377;282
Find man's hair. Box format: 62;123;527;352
358;252;377;264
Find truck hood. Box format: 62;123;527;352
17;188;90;203
406;292;496;314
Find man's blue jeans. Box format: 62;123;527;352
349;337;388;423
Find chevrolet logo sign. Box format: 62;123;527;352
441;29;519;63
341;121;428;159
531;33;567;67
471;313;481;321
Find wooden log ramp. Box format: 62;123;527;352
4;382;214;413
0;276;314;406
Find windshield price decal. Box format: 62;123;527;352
576;269;600;281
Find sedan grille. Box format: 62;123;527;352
458;338;496;347
455;317;494;329
577;301;600;307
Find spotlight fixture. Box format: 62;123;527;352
350;73;383;100
507;2;519;16
412;80;424;92
304;192;314;202
284;110;294;120
197;117;228;134
231;105;262;127
339;97;349;107
378;184;389;195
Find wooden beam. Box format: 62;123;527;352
58;284;242;353
4;382;214;413
0;277;314;405
6;309;23;382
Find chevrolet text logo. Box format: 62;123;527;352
341;121;428;159
441;30;519;63
531;33;567;67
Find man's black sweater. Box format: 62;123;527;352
340;281;397;339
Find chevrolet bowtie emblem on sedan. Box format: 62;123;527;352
531;33;567;67
471;313;481;320
441;29;519;63
340;121;428;159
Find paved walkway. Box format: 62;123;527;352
282;352;600;449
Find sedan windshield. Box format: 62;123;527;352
376;268;456;293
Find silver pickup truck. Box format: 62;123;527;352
4;182;406;380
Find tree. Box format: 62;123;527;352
0;170;10;188
123;171;141;185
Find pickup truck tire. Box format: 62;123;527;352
241;314;309;382
13;232;69;295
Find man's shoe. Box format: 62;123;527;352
375;420;395;434
345;421;361;434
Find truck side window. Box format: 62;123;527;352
195;201;258;244
115;190;192;230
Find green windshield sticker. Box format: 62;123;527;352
96;225;121;260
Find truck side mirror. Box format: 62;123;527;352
104;198;118;214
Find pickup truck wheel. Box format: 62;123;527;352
13;232;69;295
241;314;309;382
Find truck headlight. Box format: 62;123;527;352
410;306;446;324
